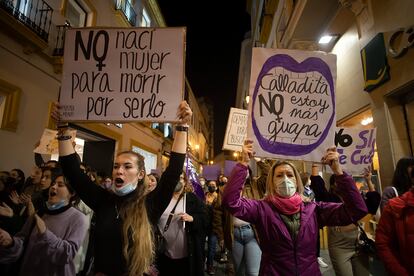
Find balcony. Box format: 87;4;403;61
114;0;137;26
0;0;53;43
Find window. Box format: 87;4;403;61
140;7;151;27
65;0;87;27
132;146;157;174
0;79;21;132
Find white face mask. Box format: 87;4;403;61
112;181;138;196
275;175;297;198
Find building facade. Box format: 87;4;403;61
237;0;414;188
0;0;212;177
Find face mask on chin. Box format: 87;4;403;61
46;199;68;210
275;175;297;198
112;180;139;196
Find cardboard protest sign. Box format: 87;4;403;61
34;128;77;155
222;108;248;151
60;27;185;122
248;48;336;162
335;127;376;175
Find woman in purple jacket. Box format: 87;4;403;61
222;140;368;276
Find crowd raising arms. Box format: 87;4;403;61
51;100;192;276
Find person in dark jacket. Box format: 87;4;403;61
156;172;207;276
222;141;368;276
52;101;192;276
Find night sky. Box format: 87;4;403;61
157;1;251;156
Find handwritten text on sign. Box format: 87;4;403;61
248;48;336;161
335;127;377;174
60;28;185;122
223;108;248;151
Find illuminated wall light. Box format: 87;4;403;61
319;35;333;44
245;95;250;104
195;144;200;150
209;160;214;165
233;152;239;157
361;117;373;125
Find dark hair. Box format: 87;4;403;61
329;174;336;188
391;157;414;194
11;169;25;185
45;160;60;168
42;167;63;185
148;172;160;183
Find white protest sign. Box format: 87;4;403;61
222;108;248;151
335;127;376;175
34;129;77;154
248;48;336;162
60;27;185;122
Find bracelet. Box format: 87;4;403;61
56;123;69;129
175;125;189;132
57;135;72;141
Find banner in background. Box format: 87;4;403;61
202;165;221;181
223;107;248;151
60;27;185;122
224;160;238;177
335;127;377;175
248;48;336;162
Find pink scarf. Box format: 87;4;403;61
265;193;302;215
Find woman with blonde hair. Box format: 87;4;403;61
222;140;368;275
52;101;192;276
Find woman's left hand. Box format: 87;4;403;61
176;101;192;126
179;213;193;222
34;214;46;234
321;146;343;175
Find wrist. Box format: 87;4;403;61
175;125;189;132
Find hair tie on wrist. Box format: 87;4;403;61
57;135;72;141
175;125;189;132
57;123;69;129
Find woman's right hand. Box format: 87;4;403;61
241;139;254;166
0;228;13;247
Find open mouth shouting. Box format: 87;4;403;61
114;178;124;188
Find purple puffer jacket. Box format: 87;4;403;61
222;163;368;276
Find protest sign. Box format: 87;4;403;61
202;165;221;181
224;160;238;177
34;128;77;155
223;107;248;151
335;127;377;175
248;48;336;162
60;27;185;122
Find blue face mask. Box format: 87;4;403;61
46;199;68;211
112;181;138;196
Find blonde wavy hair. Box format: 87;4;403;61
117;151;154;275
265;160;304;197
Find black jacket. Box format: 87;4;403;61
60;152;185;276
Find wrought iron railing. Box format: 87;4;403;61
0;0;53;42
114;0;137;26
53;23;70;56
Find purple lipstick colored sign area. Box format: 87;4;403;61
251;54;335;156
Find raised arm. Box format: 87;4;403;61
317;147;367;226
222;140;261;224
52;102;107;211
146;101;192;223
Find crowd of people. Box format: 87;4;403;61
0;100;413;276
